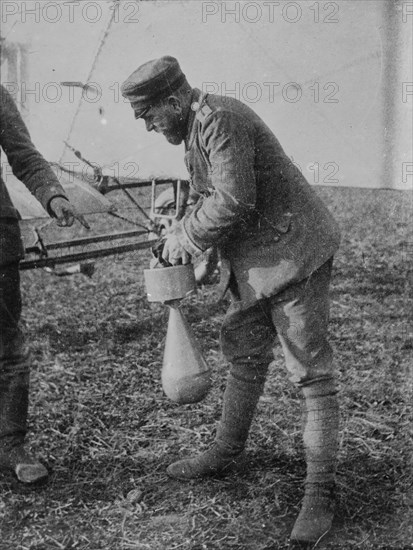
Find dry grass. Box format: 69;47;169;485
0;186;412;550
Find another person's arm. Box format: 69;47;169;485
0;86;88;227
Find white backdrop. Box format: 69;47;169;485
1;0;412;202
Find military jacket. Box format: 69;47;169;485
0;85;68;265
176;88;341;304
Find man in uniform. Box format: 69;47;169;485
0;84;88;483
121;56;341;547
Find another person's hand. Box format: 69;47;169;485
162;233;191;266
49;197;90;229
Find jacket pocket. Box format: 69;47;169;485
258;211;292;243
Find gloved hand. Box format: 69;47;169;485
162;232;191;266
49;197;90;229
151;239;172;268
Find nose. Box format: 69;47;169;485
145;119;154;132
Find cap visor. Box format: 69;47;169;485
133;105;150;119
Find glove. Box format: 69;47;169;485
161;233;191;266
151;239;172;268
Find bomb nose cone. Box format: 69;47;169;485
162;370;212;404
162;306;211;404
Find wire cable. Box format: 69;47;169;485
59;0;120;163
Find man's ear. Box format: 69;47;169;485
167;95;182;114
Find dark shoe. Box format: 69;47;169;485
290;483;335;547
166;444;244;480
0;445;49;483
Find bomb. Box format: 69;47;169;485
143;263;212;404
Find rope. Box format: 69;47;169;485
59;0;120;163
111;177;152;221
107;210;151;232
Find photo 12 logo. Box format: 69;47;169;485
201;1;340;24
202;81;340;104
1;159;141;185
306;162;340;184
402;82;413;103
1;81;136;105
402;162;412;185
402;2;413;23
0;1;140;24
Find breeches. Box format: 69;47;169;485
220;258;334;387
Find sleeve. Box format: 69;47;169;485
0;86;69;215
177;110;257;254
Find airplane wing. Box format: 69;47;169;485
4;166;116;221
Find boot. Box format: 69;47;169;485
0;370;48;484
289;483;335;549
167;370;266;480
290;381;339;547
0;443;48;483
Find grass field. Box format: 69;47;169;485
0;186;412;550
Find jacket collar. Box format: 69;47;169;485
185;88;203;152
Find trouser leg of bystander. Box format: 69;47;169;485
0;262;48;483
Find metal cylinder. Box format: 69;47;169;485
143;264;196;302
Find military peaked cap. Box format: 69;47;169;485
121;56;187;118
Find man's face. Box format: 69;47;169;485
138;101;185;146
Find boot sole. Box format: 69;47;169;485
289;525;332;549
